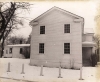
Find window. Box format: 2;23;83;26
64;24;70;33
20;48;23;54
40;26;45;34
9;48;12;54
39;43;44;53
64;43;70;54
6;50;8;54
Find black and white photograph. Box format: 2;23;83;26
0;0;100;82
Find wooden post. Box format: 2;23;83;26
21;64;25;74
58;66;62;78
58;62;62;78
40;65;43;76
79;66;84;80
7;62;10;72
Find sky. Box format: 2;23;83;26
12;1;98;38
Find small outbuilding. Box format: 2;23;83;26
3;44;30;58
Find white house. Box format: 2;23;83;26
30;6;95;69
3;44;30;58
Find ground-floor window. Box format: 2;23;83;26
9;48;12;54
6;50;8;54
64;43;70;54
20;48;23;54
39;43;44;54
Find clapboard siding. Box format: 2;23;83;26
82;34;93;42
30;8;83;69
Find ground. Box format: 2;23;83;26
0;58;100;82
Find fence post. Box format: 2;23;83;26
21;64;25;74
79;66;84;80
58;62;62;78
7;62;10;72
40;65;43;76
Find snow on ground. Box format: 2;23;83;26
0;58;100;82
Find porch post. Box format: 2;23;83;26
92;47;95;55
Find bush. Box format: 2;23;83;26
91;54;98;67
22;47;30;58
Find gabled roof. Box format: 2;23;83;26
30;6;84;25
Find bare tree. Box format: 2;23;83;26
94;34;100;61
7;35;27;45
26;34;31;44
0;2;31;57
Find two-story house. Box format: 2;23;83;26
29;6;95;69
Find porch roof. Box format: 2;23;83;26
7;44;30;47
82;41;96;47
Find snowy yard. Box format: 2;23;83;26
0;58;100;82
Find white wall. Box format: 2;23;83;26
82;33;93;42
30;9;83;69
4;46;25;58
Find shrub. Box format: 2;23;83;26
91;53;98;67
22;47;30;58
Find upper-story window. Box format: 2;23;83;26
64;24;70;33
40;26;45;34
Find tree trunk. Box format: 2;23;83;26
98;41;100;62
1;37;4;57
0;42;2;57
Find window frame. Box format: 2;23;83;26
9;48;12;54
64;24;70;33
40;26;45;34
64;43;70;54
39;43;44;54
6;50;8;54
20;48;23;54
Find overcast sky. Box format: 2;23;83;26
12;1;98;38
